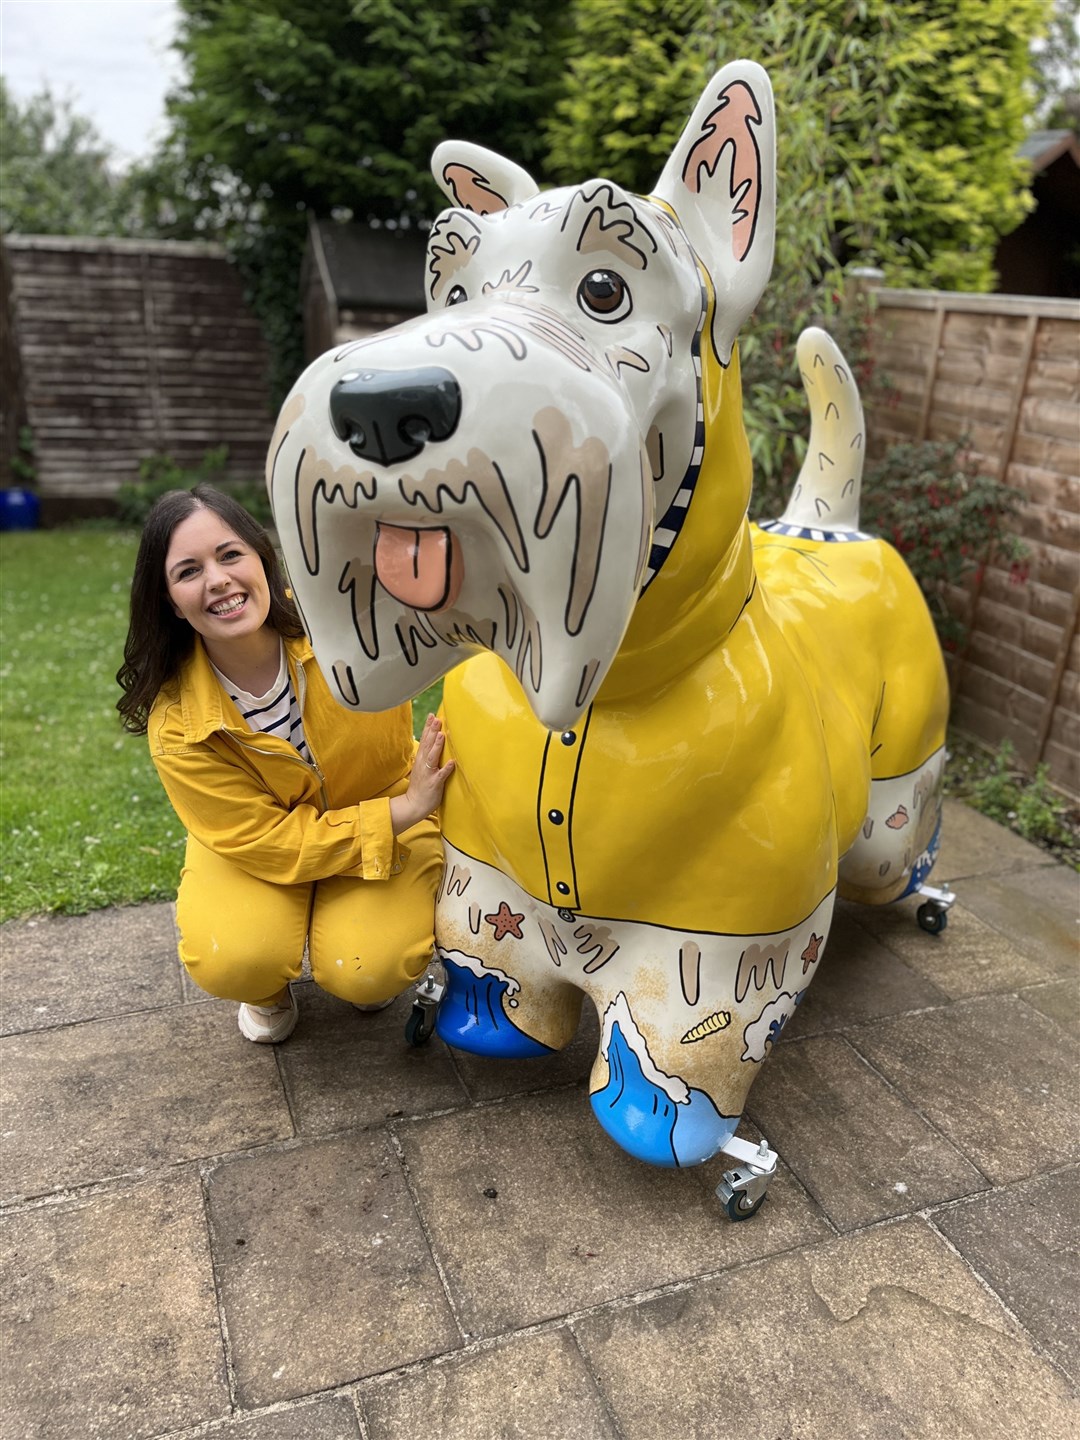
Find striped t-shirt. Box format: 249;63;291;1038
211;641;312;763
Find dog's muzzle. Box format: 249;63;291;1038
329;365;462;466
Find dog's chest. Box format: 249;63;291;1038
440;631;839;936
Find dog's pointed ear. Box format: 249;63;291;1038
432;142;539;215
653;62;775;364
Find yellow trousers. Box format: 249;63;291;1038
176;817;443;1008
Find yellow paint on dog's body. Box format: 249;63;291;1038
441;343;948;937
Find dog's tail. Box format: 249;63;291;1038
776;327;865;532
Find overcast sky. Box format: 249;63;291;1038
2;0;182;165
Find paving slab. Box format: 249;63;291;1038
936;796;1053;879
203;1131;461;1407
0;902;182;1034
746;1033;985;1229
935;1166;1080;1386
847;897;1057;999
573;1216;1080;1439
396;1086;832;1338
1019;976;1080;1038
359;1328;618;1439
190;1396;363;1438
0;1003;293;1202
848;995;1080;1184
785;905;949;1038
276;982;468;1134
951;862;1079;975
0;1173;228;1440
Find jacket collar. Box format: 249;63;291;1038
177;632;314;744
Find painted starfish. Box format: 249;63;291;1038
485;901;525;941
801;932;823;973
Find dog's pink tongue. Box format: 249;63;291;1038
374;523;460;611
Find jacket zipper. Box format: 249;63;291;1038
224;659;330;811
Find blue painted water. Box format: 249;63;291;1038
900;815;942;898
591;1020;738;1168
435;957;553;1059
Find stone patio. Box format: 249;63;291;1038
1;799;1077;1439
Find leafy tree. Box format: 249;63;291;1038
1031;0;1080;130
544;0;709;191
158;0;573;396
551;0;1051;292
0;79;147;236
545;0;1052;509
718;0;1052;292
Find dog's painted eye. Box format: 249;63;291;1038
577;270;632;323
445;285;468;306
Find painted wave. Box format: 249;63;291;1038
591;994;737;1168
434;949;552;1059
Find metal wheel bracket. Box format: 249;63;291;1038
916;881;956;912
404;963;446;1046
715;1136;778;1217
413;968;446;1011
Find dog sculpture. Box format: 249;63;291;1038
267;61;950;1175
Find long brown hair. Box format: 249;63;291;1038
116;485;304;734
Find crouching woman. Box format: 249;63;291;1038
116;484;452;1044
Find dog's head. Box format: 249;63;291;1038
267;62;775;730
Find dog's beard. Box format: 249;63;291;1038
271;407;653;731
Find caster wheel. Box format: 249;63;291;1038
405;1003;435;1047
917;902;947;935
724;1189;766;1222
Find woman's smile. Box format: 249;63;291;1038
207;593;249;618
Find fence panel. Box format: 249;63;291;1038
2;236;273;506
867;289;1080;798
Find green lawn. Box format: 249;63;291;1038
0;527;443;922
1;527;182;920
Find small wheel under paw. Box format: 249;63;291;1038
724;1189;766;1222
917;902;947;935
405;1003;436;1047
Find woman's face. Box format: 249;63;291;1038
164;507;271;646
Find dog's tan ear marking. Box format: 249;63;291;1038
431;141;539;212
681;80;763;261
653;61;776;365
440;164;511;216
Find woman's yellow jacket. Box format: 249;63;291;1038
147;633;416;886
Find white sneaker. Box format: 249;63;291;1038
353;997;395;1012
238;989;299;1043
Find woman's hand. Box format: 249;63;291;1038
389;714;456;835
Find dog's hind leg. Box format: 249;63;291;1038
839;746;948;906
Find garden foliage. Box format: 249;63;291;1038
859;440;1027;651
153;0;571;396
546;0;1050;506
0;80;151;237
115;448;273;528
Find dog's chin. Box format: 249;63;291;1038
312;552;642;730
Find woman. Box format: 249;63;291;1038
117;484;452;1043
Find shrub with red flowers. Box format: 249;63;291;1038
859;439;1027;650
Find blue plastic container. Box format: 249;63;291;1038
0;489;40;532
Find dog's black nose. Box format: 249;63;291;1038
329;366;462;466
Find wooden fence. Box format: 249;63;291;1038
1;236;273;513
865;288;1080;799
